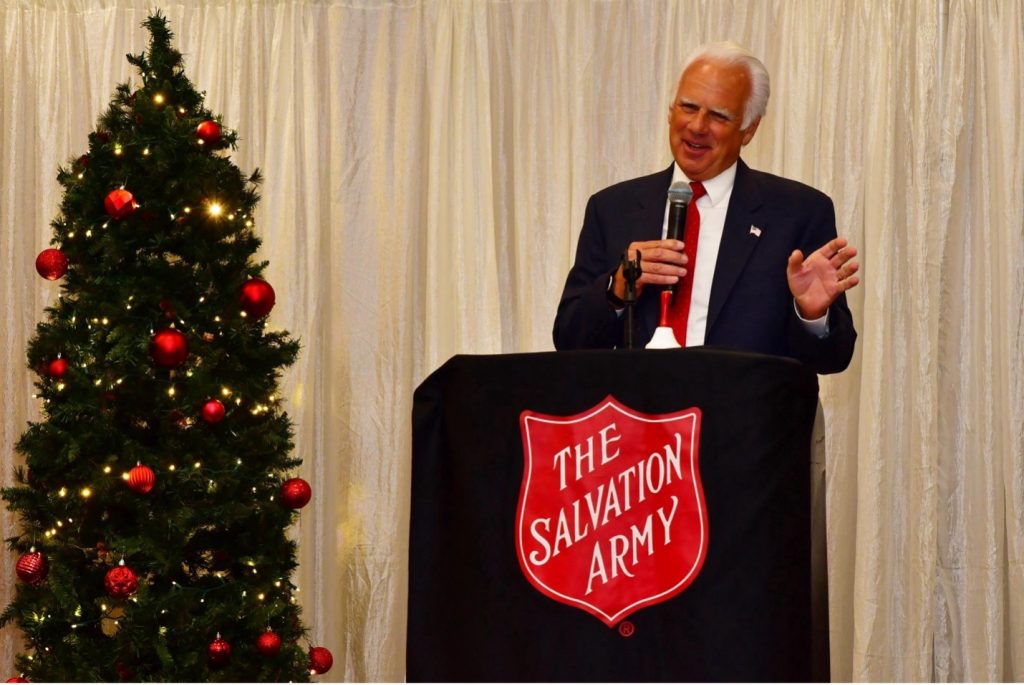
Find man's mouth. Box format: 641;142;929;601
684;140;710;152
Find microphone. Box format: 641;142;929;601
665;181;693;302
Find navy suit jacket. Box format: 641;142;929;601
553;160;856;374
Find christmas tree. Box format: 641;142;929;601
2;13;332;681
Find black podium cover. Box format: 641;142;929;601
408;348;818;682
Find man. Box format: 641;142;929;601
553;41;860;374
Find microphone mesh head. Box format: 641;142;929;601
668;181;693;204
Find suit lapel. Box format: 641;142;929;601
630;165;673;242
706;159;764;334
630;165;674;335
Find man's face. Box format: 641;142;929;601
668;59;761;182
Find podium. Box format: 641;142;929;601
408;348;819;682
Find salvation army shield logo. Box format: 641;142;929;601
516;395;707;627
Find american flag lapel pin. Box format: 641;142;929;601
749;225;762;237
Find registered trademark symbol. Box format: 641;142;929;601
617;621;635;637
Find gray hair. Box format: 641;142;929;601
679;41;770;129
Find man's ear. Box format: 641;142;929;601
742;117;762;145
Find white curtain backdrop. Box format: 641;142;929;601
1;0;1021;680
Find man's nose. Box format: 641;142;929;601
686;110;710;134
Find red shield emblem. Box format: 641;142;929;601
516;395;707;627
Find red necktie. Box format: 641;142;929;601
668;181;707;345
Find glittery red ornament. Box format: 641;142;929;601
280;478;312;509
239;278;276;318
15;550;48;586
149;328;189;368
104;563;138;599
308;646;333;675
45;357;69;379
201;399;226;424
115;663;133;681
77;154;90;168
208;636;231;668
127;464;155;494
104;189;137;220
256;630;282;658
35;248;69;280
196;120;222;145
5;677;28;683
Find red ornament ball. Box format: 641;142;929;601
127;464;155;494
35;248;69;280
201;399;226;424
104;188;137;220
239;278;276;318
196;120;222;145
208;636;231;668
104;564;138;599
45;357;69;379
256;630;282;658
6;677;28;683
15;551;48;586
150;328;189;368
309;646;333;675
280;478;312;509
158;298;177;319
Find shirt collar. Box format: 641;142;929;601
670;160;738;207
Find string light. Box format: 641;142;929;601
153;93;165;105
80;487;92;499
207;201;224;218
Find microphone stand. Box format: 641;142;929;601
621;250;642;350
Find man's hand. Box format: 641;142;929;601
610;239;687;300
787;237;860;319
